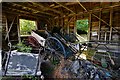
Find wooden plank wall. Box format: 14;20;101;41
53;13;89;34
2;12;48;46
4;13;18;44
89;6;120;53
89;6;120;42
2;13;8;50
53;4;120;53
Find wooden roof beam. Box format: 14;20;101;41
31;2;64;15
77;1;88;12
77;1;120;33
53;1;76;14
68;3;120;17
77;2;109;24
77;2;109;25
11;2;57;17
2;6;50;19
52;2;78;8
54;3;120;19
3;11;51;24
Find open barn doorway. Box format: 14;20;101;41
76;19;88;42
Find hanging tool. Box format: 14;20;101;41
4;42;12;76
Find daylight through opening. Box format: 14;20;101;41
20;19;37;36
76;19;88;42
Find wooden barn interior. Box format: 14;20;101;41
2;2;120;52
1;1;120;79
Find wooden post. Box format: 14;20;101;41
88;13;92;41
35;19;38;30
77;2;110;28
64;17;68;34
60;18;63;27
5;17;9;42
63;18;64;28
74;15;77;34
52;18;55;30
98;10;102;40
67;17;69;34
57;17;60;27
105;31;107;41
53;18;55;26
5;16;16;40
58;16;60;27
62;18;64;27
17;16;21;43
54;18;56;26
109;8;113;41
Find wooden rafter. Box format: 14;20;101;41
3;10;51;29
3;11;39;20
2;6;50;19
98;10;101;40
53;3;120;19
66;2;78;5
53;1;76;14
63;16;74;28
65;3;120;18
109;8;113;41
77;2;87;12
76;1;107;24
52;2;78;8
77;2;120;33
31;2;64;15
11;2;57;17
92;14;110;26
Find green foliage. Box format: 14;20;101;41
76;19;88;33
22;75;38;80
51;58;59;65
20;19;36;35
16;41;32;53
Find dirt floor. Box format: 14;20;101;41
41;58;74;79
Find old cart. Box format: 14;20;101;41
30;27;80;59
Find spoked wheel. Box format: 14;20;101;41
45;37;66;65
